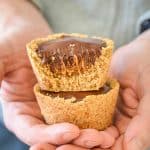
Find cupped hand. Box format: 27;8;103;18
0;30;81;148
110;30;150;150
30;30;150;150
0;0;80;148
1;45;118;150
0;1;120;149
30;125;119;150
0;31;118;150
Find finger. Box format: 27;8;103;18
20;121;80;145
99;131;115;149
2;101;80;146
118;101;137;118
105;126;119;139
72;129;103;148
122;88;138;109
117;89;137;118
114;109;130;134
111;135;124;150
56;144;89;150
30;143;56;150
1;68;36;101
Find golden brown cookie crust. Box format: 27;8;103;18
27;33;113;92
34;79;119;130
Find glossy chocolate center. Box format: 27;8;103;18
40;84;111;102
36;35;106;74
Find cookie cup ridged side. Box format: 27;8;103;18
27;33;113;92
34;79;119;130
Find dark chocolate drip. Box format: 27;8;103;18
40;84;111;102
37;35;107;74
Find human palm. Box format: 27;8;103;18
0;1;88;149
0;18;118;150
0;41;118;150
2;35;150;150
110;34;150;150
0;8;150;149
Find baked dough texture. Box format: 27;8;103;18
34;79;119;130
27;33;113;92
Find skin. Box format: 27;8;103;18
0;0;117;150
0;0;150;150
31;30;150;150
110;30;150;150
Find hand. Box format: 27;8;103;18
0;0;79;148
110;30;150;150
0;1;119;149
30;126;119;150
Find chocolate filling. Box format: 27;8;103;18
40;84;111;102
36;35;106;74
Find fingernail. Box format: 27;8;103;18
62;132;78;141
84;141;98;148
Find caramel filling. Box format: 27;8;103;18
36;35;106;74
40;84;111;102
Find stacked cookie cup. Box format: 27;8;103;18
27;33;119;130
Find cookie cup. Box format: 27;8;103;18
27;33;113;92
34;79;119;130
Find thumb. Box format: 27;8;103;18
13;122;80;146
124;95;150;150
2;101;80;146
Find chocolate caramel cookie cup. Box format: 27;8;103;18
27;33;113;92
34;79;119;130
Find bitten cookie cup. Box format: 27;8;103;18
27;33;113;92
34;79;119;130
